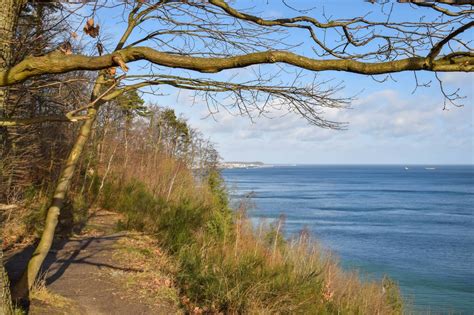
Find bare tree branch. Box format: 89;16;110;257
1;47;472;87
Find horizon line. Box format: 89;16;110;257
222;162;474;166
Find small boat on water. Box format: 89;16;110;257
404;167;409;170
425;167;436;170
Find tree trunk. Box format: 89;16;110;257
11;109;98;301
0;1;27;313
11;75;105;301
0;248;12;315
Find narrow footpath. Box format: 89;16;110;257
6;210;180;315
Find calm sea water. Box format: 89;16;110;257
222;165;474;314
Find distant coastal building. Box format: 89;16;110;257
219;161;266;169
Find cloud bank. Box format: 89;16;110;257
184;88;473;164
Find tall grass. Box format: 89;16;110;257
94;108;402;313
100;167;403;314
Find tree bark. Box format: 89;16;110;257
0;43;472;88
0;1;27;313
0;0;26;107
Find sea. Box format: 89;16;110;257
222;165;474;314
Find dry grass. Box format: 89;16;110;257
1;204;37;250
102;174;403;314
1;190;91;251
175;212;402;314
97;126;403;314
29;275;74;310
111;231;182;314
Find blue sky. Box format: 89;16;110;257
82;1;473;164
169;72;473;165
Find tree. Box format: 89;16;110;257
1;2;87;202
0;0;472;303
1;1;29;312
1;3;89;308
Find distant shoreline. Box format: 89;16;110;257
219;161;272;169
221;163;473;168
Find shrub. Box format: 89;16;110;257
100;170;403;314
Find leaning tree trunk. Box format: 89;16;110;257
10;108;99;301
11;75;105;301
0;1;27;313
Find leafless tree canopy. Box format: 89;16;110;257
0;0;472;128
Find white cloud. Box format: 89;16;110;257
163;87;473;164
439;73;474;87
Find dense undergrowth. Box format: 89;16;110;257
100;169;403;314
2;189;91;251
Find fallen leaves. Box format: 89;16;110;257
110;232;180;311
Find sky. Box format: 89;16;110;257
168;72;473;165
83;1;473;165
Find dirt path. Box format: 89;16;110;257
6;210;180;315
